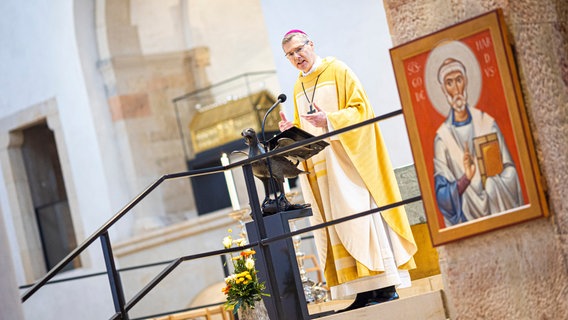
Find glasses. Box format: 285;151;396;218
284;41;309;59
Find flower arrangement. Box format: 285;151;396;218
221;230;269;314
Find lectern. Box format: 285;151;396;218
246;208;312;319
241;126;328;320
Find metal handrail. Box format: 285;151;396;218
18;234;316;290
109;196;421;320
21;109;421;320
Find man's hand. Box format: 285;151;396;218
300;103;327;128
278;111;294;131
463;144;476;180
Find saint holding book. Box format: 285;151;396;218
426;41;524;226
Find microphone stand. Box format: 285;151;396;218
260;94;287;212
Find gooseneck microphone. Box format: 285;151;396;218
261;93;287;144
259;94;287;205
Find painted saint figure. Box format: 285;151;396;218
431;51;524;226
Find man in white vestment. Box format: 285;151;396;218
433;57;524;226
278;29;417;310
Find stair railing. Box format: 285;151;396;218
21;110;422;320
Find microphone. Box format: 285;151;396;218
261;94;287;144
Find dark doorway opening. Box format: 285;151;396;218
21;122;79;272
187;139;247;215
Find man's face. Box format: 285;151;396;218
283;36;316;73
443;70;468;112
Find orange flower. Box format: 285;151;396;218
241;249;256;257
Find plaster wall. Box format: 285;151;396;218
0;1;126;318
0;200;24;319
383;1;568;318
0;0;127;281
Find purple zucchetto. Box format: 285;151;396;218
284;29;307;37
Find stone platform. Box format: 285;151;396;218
311;290;447;320
308;275;447;320
186;275;447;320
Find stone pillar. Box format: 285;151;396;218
187;46;211;90
383;1;568;319
96;0;211;232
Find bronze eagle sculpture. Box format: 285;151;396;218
241;127;318;215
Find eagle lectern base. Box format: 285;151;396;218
246;208;312;320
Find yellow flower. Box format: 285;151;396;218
221;234;269;313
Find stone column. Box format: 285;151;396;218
383;1;568;319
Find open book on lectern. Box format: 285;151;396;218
265;126;329;163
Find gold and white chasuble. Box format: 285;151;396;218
291;57;417;299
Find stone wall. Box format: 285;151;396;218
384;1;568;318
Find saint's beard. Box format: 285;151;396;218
445;90;468;113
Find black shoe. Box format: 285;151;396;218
337;290;374;312
367;286;399;304
337;286;400;312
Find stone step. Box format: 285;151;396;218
310;290;447;320
187;275;447;320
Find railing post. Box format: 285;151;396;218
100;231;129;320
